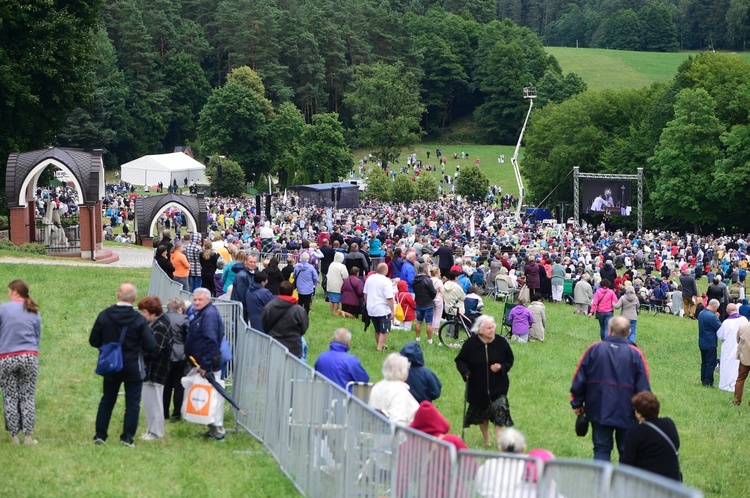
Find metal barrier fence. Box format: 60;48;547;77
147;262;704;498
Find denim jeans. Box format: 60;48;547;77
628;319;638;343
591;421;628;462
596;311;613;341
95;378;143;443
189;276;202;293
700;347;717;386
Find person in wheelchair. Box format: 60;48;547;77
464;286;485;324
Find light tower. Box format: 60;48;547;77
511;84;536;221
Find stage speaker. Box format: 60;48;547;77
336;186;342;202
255;194;261;214
265;194;272;218
331;188;336;202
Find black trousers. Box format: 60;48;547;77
163;361;187;419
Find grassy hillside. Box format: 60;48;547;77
546;47;750;91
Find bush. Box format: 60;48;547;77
0;238;17;251
20;243;46;255
0;215;8;230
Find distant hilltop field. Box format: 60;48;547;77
546;47;750;91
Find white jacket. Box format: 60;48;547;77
368;380;418;425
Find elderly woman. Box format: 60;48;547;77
368;353;419;425
508;297;534;343
0;280;42;444
340;267;364;319
154;244;174;279
293;251;319;314
455;315;515;446
326;252;349;315
574;273;593;315
443;269;466;315
614;285;640;343
137;296;172;440
621;392;681;482
430;267;445;333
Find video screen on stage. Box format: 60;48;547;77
583;178;632;216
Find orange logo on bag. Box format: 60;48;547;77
187;384;212;415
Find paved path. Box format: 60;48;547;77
0;245;154;269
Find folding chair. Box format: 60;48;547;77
494;277;512;303
502;303;517;337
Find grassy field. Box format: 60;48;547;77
2;259;747;497
352;144;523;198
546;47;750;91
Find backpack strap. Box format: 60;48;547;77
118;326;128;345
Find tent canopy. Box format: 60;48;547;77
120;152;206;187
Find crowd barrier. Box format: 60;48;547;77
148;262;703;498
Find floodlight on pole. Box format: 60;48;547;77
511;84;536;221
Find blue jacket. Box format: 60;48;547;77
185;302;224;372
314;342;369;389
391;258;404;279
293;261;319;295
401;261;416;293
400;342;442;403
570;336;651;429
245;282;274;332
698;308;721;349
458;274;472;294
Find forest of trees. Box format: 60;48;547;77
2;0;750;231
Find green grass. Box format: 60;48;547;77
8;260;747;497
546;47;750;91
352;144;523;197
308;286;748;498
0;264;299;497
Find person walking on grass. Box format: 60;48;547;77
0;280;42;445
570;316;651;462
698;299;722;387
90;283;157;447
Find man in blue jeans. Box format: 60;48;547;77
412;263;437;345
570;316;651;462
90;283;157;447
698;299;722;387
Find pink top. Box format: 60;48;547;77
590;287;618;314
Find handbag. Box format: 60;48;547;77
575;412;589;437
95;326;128;376
181;369;222;425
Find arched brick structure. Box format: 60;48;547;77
135;193;207;247
5;147;104;259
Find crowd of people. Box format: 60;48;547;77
13;183;750;492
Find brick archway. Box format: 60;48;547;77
5;148;104;259
134;193;207;247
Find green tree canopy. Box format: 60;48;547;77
364;166;392;201
345;61;425;165
197;81;270;181
297;113;352;184
392;174;415;204
414;172;439;200
456;164;489;201
205;157;246;197
649;88;725;231
269;102;306;188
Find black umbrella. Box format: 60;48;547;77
189;356;246;416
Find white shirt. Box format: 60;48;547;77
364;273;394;317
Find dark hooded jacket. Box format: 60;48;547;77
413;274;437;307
261;296;309;358
245;282;274;332
230;265;253;317
600;262;617;284
185;301;224;372
400;342;442;403
89;304;158;382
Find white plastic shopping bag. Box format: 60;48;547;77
181;368;222;425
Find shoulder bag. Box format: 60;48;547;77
95;326;128;376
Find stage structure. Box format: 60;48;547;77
573;166;643;232
510;85;536;221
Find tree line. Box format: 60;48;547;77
522;52;750;233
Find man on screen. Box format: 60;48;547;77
590;188;615;212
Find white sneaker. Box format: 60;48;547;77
415;337;421;342
140;433;161;441
427;339;433;345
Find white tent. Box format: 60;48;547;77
120;152;206;187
